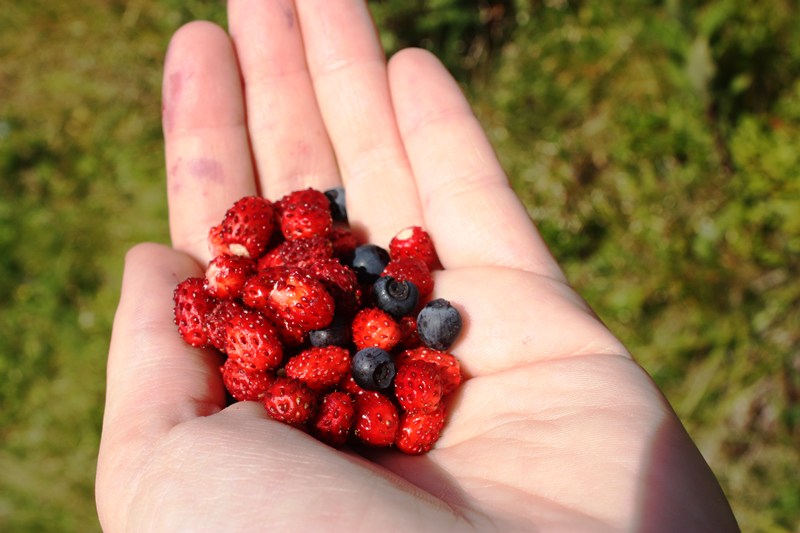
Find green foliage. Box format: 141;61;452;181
1;1;798;531
369;0;515;81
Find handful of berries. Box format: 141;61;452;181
172;188;463;454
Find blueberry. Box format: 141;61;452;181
416;298;462;351
349;244;390;285
324;186;348;222
372;276;419;318
309;316;351;348
351;347;395;391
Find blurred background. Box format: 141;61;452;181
1;0;798;531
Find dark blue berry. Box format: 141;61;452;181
351;347;395;391
372;276;419;318
309;316;351;348
324;186;348;222
416;298;462;351
349;244;390;285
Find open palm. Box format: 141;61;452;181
96;1;738;531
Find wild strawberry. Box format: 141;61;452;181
338;370;371;397
242;267;335;334
352;391;398;447
207;224;227;259
313;391;355;447
221;302;284;372
204;254;256;298
398;315;422;349
395;404;446;455
205;299;245;351
257;235;333;270
281;235;333;267
274;320;308;348
209;196;275;258
309;258;362;316
278;187;330;212
394;360;442;414
220;357;276;402
389;226;439;270
328;227;358;263
173;277;217;348
351;308;401;352
262;377;318;425
382;257;433;298
278;188;333;240
284;346;351;392
396;347;462;395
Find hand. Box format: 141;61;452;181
96;1;740;531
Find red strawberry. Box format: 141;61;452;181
173;277;217;348
395;404;446;455
389;226;439;270
278;187;330;212
204;254;256;298
221;302;284;371
220;357;276;402
209;196;275;258
262;377;318;425
309;258;362;316
274;320;308;348
205;299;239;351
278;188;333;240
394;360;443;414
398;315;422;349
352;391;399;447
257;235;333;270
382;257;434;298
284;346;351;392
242;267;335;334
313;391;355;447
328;227;358;263
207;224;227;259
396;347;462;395
338;370;371;397
351;308;401;352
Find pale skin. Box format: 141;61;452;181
95;1;741;531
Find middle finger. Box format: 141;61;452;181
295;0;423;245
228;0;341;200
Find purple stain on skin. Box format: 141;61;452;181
187;158;225;183
169;157;225;196
281;0;295;29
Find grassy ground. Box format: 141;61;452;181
1;1;797;531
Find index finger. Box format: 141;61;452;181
163;21;256;265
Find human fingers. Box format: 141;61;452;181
389;48;565;279
228;0;340;199
163;21;256;265
295;0;423;244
